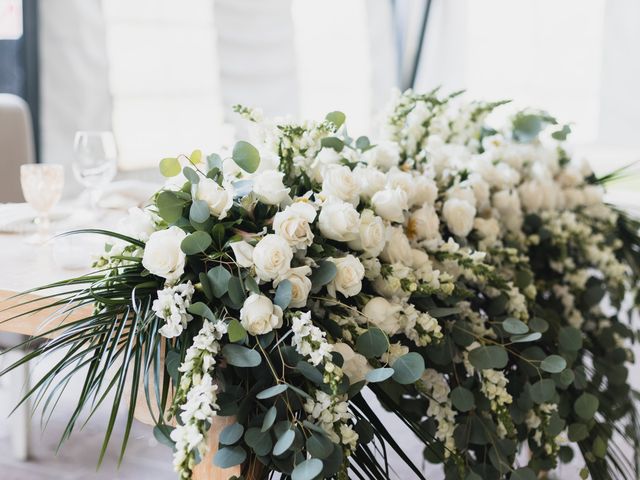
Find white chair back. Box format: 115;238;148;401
0;94;35;203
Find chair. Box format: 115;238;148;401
0;94;35;203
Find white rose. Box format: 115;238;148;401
353;165;386;201
411;249;430;269
348;209;387;258
332;343;371;383
252;170;290;205
142;226;187;284
442;198;476;237
362;297;402;335
412;176;438;206
409;203;440;240
240;294;283;335
361;256;382;280
273;201;317;250
310;147;341;181
371;187;408;223
362;140;400;171
474;217;500;248
118;207;156;241
518;181;543;213
230;240;254;268
468;175;491;211
380;226;413;265
447;185;476;207
327;255;365;298
386;168;416;205
320;164;360;206
196;177;234;219
318;200;360;242
275;266;312;308
252;234;293;282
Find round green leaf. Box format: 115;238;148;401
568;422;589;442
244;427;272;456
310;261;337;293
559;326;583;351
306;433;333;459
355;328;388;359
183;166;200;184
325;111;346;129
152;425;175;448
511;332;542;343
274;279;292;310
574;392;599;420
222;344;261;367
159;157;181;177
468;345;508;370
213;446;246;468
503;318;528;335
181;231;212;255
187;302;215;321
273;429;295;456
227;319;247;343
219;423;244;445
540;355;567;373
232;140;260;173
365;367;394;383
451;386;475;412
529;317;549;333
261;406;277;432
156;191;186;223
292;458;323;480
256;384;288;400
530;378;555;404
296;361;324;384
189;199;210;223
511;467;536;480
392;352;425;385
207;265;231;298
228;276;246;306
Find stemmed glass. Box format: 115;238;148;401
20;164;65;244
72;131;118;213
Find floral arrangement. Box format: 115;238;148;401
3;89;640;480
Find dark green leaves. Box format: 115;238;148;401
320;137;344;152
232;140;260;173
559;326;582;351
156;191;187;223
540;355;567;374
365;367;394;383
274;279;292;310
451;386;475;412
219;423;244;445
310;261;337;293
325;111;346;129
530;379;555;404
208;266;231;298
468;346;508;370
187;302;215;321
261;406;277;432
152;425;175;447
222;345;261;367
213;446;246;468
256;384;288;400
511;467;537;480
391;352;425;385
159;157;181;177
574;393;599;420
292;458;323;480
306;433;333;459
355;328;388;358
180;231;212;255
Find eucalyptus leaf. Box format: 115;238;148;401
292;458;323;480
153;425;175;448
392;352;425;385
468;346;508;370
228;276;246;306
213;446;247;468
355;328;388;358
232;140;260;173
325;111;346;129
180;231;212;255
219;423;244;445
273;429;295;456
156;191;186;223
511;467;537;480
365;367;394;383
559;326;582;351
530;379;555;404
503;317;528;335
320;136;344;152
574;393;599;420
165;350;181;384
296;361;324;384
540;355;567;374
222;344;261;367
227;319;247;343
274;279;292;310
189;199;210;223
310;261;337;293
511;332;542;343
183;166;200;184
256;384;288;400
208;266;231;298
261;406;277;432
451;386;475;412
187;302;215;321
159;157;181;177
306;433;333;459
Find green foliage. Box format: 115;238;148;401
222;345;261;367
451;386;475;412
468;345;508;370
325;111;346;129
159;157;181;177
391;353;425;384
180;231;212;255
232;141;260;173
355;328;388;358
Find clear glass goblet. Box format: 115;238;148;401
20;164;65;244
72;131;118;213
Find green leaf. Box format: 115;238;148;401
551;124;571;141
273;429;295;456
274;279;292;310
296;361;324;384
232;140;260;173
510;332;542;343
574;392;599;420
207;266;231;298
468;346;508;370
180;231;212;255
207;152;222;171
256;384;288;400
189;149;202;165
320;136;344;152
213;446;246;468
292;458;323;480
511;467;537;480
365;367;394;383
189;199;210;223
325;111;346;129
355;328;388;358
187;302;215;321
310;261;337;293
219;423;244;445
306;433;333;459
165;350;181;384
540;355;567;373
559;326;582;351
568;423;589;442
428;307;461;318
228;276;246;306
261;406;277;432
153;425;175;448
159;157;181;177
244;274;260;294
355;136;370;150
183;166;200;184
211;223;225;248
392;352;425;385
156;191;186;223
451;386;475;412
227;319;247;343
529;317;549;333
530;379;555;404
503;318;528;335
222;344;261;367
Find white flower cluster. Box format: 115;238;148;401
152;282;195;338
304;390;358;451
420;368;457;456
480;369;513;410
171;319;227;479
291;311;333;366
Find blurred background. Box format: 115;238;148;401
0;1;639;479
1;0;639;197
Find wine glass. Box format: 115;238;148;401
20;164;65;244
72;131;118;212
